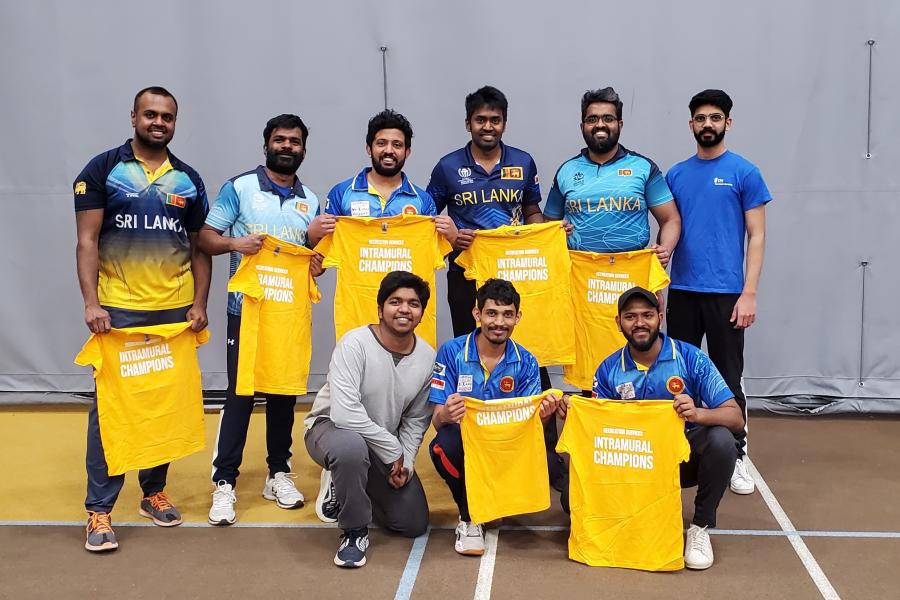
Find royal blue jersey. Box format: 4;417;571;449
325;167;436;218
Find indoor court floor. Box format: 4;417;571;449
1;403;898;599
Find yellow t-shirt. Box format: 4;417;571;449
461;390;560;524
227;236;321;396
556;397;690;571
564;249;670;389
455;222;575;366
315;215;452;347
74;322;209;476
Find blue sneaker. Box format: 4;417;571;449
334;527;369;568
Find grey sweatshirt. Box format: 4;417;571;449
305;325;435;473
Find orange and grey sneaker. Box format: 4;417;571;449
139;492;183;527
85;511;118;552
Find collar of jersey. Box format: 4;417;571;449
254;165;307;199
462;141;509;174
351;167;416;197
120;139;187;173
619;333;677;373
463;328;522;364
578;144;628;168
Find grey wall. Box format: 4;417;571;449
1;1;897;408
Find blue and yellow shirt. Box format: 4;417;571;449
325;167;436;218
73;140;208;311
544;146;673;253
206;166;320;316
429;329;541;404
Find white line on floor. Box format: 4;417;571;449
394;527;430;600
473;529;499;600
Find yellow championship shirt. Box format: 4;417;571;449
564;250;670;389
74;322;209;476
315;215;452;347
227;236;321;396
556;397;690;571
455;222;575;366
461;390;560;524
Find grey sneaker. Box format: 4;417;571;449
85;511;118;552
139;492;183;527
334;527;369;568
263;472;305;509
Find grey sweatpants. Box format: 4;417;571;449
305;419;429;536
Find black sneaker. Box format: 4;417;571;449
316;469;340;523
334;527;369;568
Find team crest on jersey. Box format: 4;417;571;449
296;202;309;214
499;376;515;393
666;376;686;395
165;193;186;208
618;169;632;177
501;166;524;180
401;204;418;215
573;172;585;187
74;181;87;195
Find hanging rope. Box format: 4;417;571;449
865;39;875;159
380;46;389;110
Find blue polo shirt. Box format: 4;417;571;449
544;146;673;253
206;165;321;316
592;333;733;428
325;167;436;217
429;329;541;404
427;142;542;231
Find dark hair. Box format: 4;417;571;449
263;114;309;145
476;279;521;311
377;271;430;310
689;89;733;117
580;87;622;120
133;86;178;113
465;85;508;121
366;110;413;148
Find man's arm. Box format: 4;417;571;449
673;396;744;432
732;204;766;329
197;224;264;256
397;380;433;476
186;232;210;331
75;209;110;333
523;203;544;224
648;201;681;268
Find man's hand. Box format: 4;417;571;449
308;214;336;244
454;228;476;251
230;233;265;255
539;392;561;421
673;394;702;424
310;253;325;277
649;243;672;268
186;304;208;332
440;393;466;424
84;304;111;334
388;457;409;488
556;394;571;420
433;215;459;246
561;220;575;236
730;292;757;329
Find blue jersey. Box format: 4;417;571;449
666;150;772;294
325;167;436;218
429;329;541;404
206;166;321;316
592;333;733;428
544;146;673;253
427;142;541;231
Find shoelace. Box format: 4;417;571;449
689;527;710;555
464;522;483;538
736;460;751;480
88;512;113;534
146;492;174;511
212;483;236;508
272;473;300;495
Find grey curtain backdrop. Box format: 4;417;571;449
1;1;897;412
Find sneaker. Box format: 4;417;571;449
315;469;339;523
730;458;756;495
334;527;369;568
85;511;118;552
454;518;485;556
208;481;237;526
684;524;714;570
139;491;183;527
263;472;305;509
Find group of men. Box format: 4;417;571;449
73;83;771;571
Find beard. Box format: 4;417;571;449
694;127;726;148
583;126;620;155
135;128;171;150
624;326;660;352
371;153;405;177
265;148;304;175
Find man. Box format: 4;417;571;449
559;287;743;569
429;279;559;556
543;86;680;276
319;109;456;243
305;271;434;568
199;114;331;525
665;89;772;495
74;86;210;552
427;86;543;337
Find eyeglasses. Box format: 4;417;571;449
583;114;619;125
692;113;726;124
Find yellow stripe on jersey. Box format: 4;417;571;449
556;397;690;571
74;321;209;475
461;390;560;524
455;222;575;366
228;236;321;395
367;183;388;212
137;158;173;184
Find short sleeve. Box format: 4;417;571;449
419;188;438;216
74;335;103;373
325;182;346;216
519;353;542;396
687;347;733;409
313;231;339;268
205;180;241;232
429;344;457;404
543;175;565;219
522;156;541;206
226;257;263;299
645;165;674;208
183;167;209;233
740;166;772;211
435;232;453;268
647;253;671;292
426;163;448;214
73;153;112;212
591;358;618;400
454;247;478;281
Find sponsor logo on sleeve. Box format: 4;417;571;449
430;377;445;390
501;166;524;180
666;376;686;395
458;374;474;393
74;181;87;195
433;362;446;375
499;376;515;393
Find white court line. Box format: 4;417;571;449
473;529;499;600
394;528;430;600
746;457;841;600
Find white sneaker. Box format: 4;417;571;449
730;458;756;495
316;469;339;523
454;518;485;556
263;472;305;509
684;524;714;570
208;481;236;526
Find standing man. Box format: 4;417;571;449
543;87;680;273
199;114;331;525
74;86;210;552
427;86;543;338
429;279;559;556
559;287;744;569
665;90;772;495
305;272;434;568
